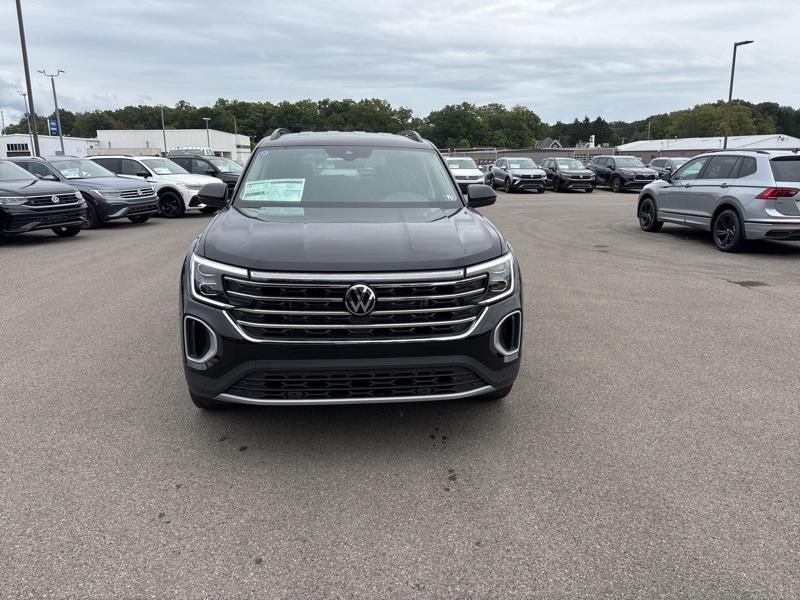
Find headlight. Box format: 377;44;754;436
466;252;515;304
190;253;248;308
0;196;27;206
90;189;123;199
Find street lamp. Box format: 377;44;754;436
202;117;211;149
38;69;65;155
15;0;39;156
723;40;754;150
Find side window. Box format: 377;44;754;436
672;157;708;181
192;158;212;174
120;159;146;176
736;157;757;178
607;159;615;169
171;158;189;170
93;158;120;173
651;159;664;168
497;159;506;168
28;161;57;178
701;155;739;179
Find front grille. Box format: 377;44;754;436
24;193;78;206
127;203;158;215
224;271;488;342
225;366;488;400
520;175;544;180
119;188;154;199
635;174;656;181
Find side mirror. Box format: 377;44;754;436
135;171;150;178
662;172;673;182
609;164;616;170
467;184;496;208
196;182;228;208
205;169;218;176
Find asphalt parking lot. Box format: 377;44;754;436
2;189;798;598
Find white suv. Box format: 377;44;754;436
89;155;223;218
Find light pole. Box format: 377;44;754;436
39;69;65;155
723;40;754;150
160;105;168;153
18;90;34;154
15;0;39;156
202;117;211;149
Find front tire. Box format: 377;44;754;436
638;197;663;232
552;178;561;192
190;391;227;410
52;225;81;237
128;215;151;223
159;192;185;219
611;176;623;193
712;209;744;252
487;175;495;189
505;178;512;193
84;204;101;229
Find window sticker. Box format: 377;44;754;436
258;149;270;157
241;178;305;202
153;167;172;175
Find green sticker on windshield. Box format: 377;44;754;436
241;178;305;202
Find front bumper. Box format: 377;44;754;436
98;196;160;221
559;178;594;190
181;279;523;406
511;179;545;191
0;202;88;234
623;178;656;190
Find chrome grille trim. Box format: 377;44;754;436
249;268;465;283
222;267;489;343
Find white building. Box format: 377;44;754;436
94;128;251;163
617;133;800;158
0;133;102;159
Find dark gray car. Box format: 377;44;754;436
637;150;800;252
540;157;595;193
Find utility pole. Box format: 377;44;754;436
39;69;65;154
723;40;754;150
160;105;168;153
15;0;40;156
18;90;34;154
202;117;211;149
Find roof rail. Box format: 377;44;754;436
269;128;292;141
397;130;424;143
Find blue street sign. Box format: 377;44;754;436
47;118;58;136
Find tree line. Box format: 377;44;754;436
5;97;799;150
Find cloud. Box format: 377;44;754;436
1;0;797;127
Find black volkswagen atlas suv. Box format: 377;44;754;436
0;159;87;238
181;130;522;409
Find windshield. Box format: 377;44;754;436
615;157;646;168
235;146;462;217
140;158;188;175
507;158;537;169
208;157;243;173
0;161;36;182
51;159;115;179
445;158;477;170
556;159;585;170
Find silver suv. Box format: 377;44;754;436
637;151;800;252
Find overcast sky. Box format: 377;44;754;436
1;0;798;130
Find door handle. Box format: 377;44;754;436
720;183;729;188
684;183;692;188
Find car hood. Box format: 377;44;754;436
62;176;152;191
617;167;658;176
508;168;546;176
200;206;503;271
154;173;221;186
450;168;484;178
0;178;77;196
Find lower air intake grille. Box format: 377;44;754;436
225;367;488;401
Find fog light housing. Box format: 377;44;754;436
493;311;521;359
183;316;218;365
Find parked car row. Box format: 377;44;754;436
446;156;596;194
0;153;244;239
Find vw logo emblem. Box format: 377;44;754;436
51;195;60;204
344;284;377;316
